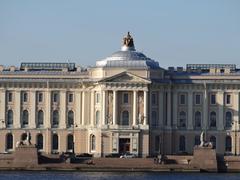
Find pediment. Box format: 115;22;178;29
99;72;151;84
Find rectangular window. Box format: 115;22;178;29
210;94;216;105
180;94;186;105
96;93;100;103
152;93;157;105
8;92;13;102
68;93;73;103
38;92;43;103
195;94;201;105
226;94;231;105
123;93;128;104
22;92;28;102
53;93;59;103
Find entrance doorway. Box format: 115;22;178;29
119;138;130;154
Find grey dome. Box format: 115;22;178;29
96;33;160;69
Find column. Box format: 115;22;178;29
81;91;85;125
167;90;172;128
112;90;117;125
158;91;164;127
172;91;178;128
143;91;148;125
217;91;224;130
132;91;137;126
0;90;6;128
203;85;208;130
102;91;106;125
75;91;81;127
60;90;66;128
14;90;21;128
45;90;51;128
233;92;239;155
187;91;193;130
30;90;36;128
90;91;95;126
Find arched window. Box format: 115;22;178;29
37;110;44;127
194;135;200;146
6;133;13;150
151;111;157;127
225;111;232;128
67;134;73;151
95;111;100;125
67;110;74;127
7;110;13;127
225;136;232;152
194;111;201;128
210;111;216;128
210;136;216;149
52;110;59;128
90;135;96;151
179;135;186;151
122;111;129;125
37;134;43;150
52;134;58;151
22;110;29;127
179;111;186;128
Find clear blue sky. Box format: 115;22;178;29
0;0;239;68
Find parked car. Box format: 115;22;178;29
120;153;137;158
105;153;121;158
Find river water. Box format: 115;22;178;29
0;171;239;180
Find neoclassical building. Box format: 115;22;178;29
0;33;239;157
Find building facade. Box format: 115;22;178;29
0;33;238;157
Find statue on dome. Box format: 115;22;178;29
123;32;134;47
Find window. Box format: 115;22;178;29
68;93;73;103
210;136;216;149
122;111;129;125
37;134;43;150
210;94;216;105
96;93;100;103
22;92;28;102
225;111;232;128
52;110;59;128
123;93;128;104
179;94;186;105
195;94;201;105
37;110;44;127
90;135;96;151
7;110;13;127
225;136;232;152
6;133;13;150
8;92;13;102
178;111;186;128
151;111;157;127
38;92;43;103
22;110;29;127
179;136;186;151
67;134;73;151
194;111;201;128
67;110;74;127
155;136;160;152
52;134;58;151
210;111;216;128
151;93;157;105
53;93;59;103
95;111;100;125
194;135;200;146
226;94;231;105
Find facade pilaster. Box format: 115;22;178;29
90;91;95;126
158;90;164;127
203;85;208;130
143;90;148;125
172;91;178;128
112;90;117;125
81;91;85;126
29;90;36;128
133;90;137;126
14;90;21;128
217;91;224;130
0;90;6;128
167;90;172;128
102;90;106;125
45;90;51;128
187;91;193;130
60;90;66;128
75;91;81;127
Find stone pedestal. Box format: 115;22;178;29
13;145;38;167
191;146;218;172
